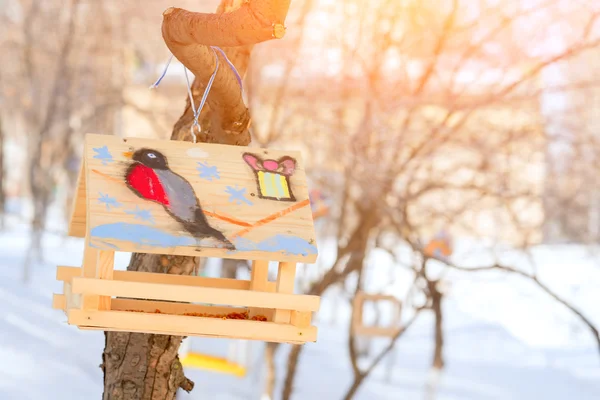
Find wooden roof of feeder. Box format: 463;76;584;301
69;134;318;263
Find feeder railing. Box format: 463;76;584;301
56;266;277;292
54;263;319;344
70;277;319;311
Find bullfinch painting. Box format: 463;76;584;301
123;148;235;250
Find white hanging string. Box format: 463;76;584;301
183;47;219;143
149;47;244;143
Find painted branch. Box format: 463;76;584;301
166;39;252;144
170;45;253;145
162;1;291;143
162;1;290;48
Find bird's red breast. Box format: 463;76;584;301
125;163;170;206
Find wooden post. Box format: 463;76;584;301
249;260;270;319
97;250;115;310
273;262;296;324
81;241;100;310
290;311;311;328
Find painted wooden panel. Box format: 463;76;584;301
75;134;318;263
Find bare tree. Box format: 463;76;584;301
249;1;600;399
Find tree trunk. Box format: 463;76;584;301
101;1;291;399
430;282;444;370
262;342;279;400
281;210;378;399
281;344;302;400
24;145;52;282
343;376;366;400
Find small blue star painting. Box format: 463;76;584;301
196;161;220;181
93;146;114;166
225;185;253;206
125;205;155;224
98;193;122;211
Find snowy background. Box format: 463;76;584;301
1;201;599;400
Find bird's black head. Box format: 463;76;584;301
132;148;169;170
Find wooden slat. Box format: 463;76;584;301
354;326;400;338
52;294;66;310
65;282;81;310
111;298;247;316
88;244;316;264
81;242;99;310
57;266;80;282
71;277;320;312
77;326;308;345
273;262;297;324
97;251;114;310
249;260;270;319
57;266;276;292
290;311;311;328
68;160;87;238
82;295;99;310
68;309;317;343
82;244;98;278
250;260;269;290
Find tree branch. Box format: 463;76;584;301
441;261;600;357
343;309;423;400
161;1;292;144
162;2;290;48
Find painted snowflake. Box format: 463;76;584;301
125;205;155;224
93;146;114;166
225;185;253;206
98;193;122;211
196;161;220;181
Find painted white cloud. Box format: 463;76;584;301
186;148;209;158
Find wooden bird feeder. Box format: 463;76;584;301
352;292;402;338
52;134;320;344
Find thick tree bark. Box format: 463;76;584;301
101;1;291;399
102;255;197;400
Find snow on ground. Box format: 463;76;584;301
1;212;600;399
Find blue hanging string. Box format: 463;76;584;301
150;47;243;93
184;47;219;143
149;54;174;89
150;47;244;143
211;46;244;94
